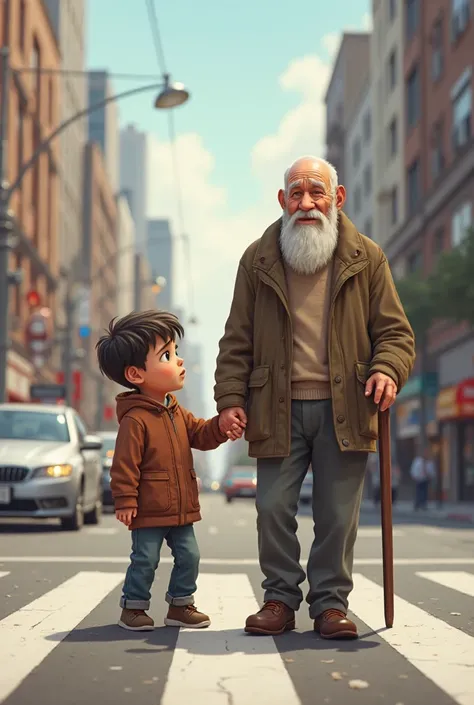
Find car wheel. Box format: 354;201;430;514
60;488;84;531
226;496;232;503
84;485;103;525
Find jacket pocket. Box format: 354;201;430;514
138;471;172;515
245;365;272;442
188;467;200;510
355;362;379;440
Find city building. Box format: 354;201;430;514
1;0;60;401
116;192;136;317
385;0;474;502
42;0;86;379
87;70;119;193
146;218;174;310
133;253;156;312
371;0;407;254
344;81;374;237
324;32;370;186
80;142;118;430
120;124;148;253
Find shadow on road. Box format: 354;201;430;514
45;624;381;656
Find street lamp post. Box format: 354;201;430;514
0;46;190;402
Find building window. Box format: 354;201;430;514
407;249;422;273
353;138;361;168
406;0;419;40
364;165;372;196
452;201;472;246
364;218;373;239
431;16;444;82
363;111;371;142
390;186;398;225
389;0;396;21
431;119;445;180
452;72;472;153
407;158;421;216
388;49;397;92
388;117;398;158
354;185;362;214
451;0;471;42
407;64;420;128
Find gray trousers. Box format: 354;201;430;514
256;399;368;619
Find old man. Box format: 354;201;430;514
214;156;415;639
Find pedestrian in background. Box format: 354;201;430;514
410;448;436;510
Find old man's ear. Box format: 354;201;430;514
278;189;286;210
335;184;346;210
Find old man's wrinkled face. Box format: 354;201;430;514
278;160;345;275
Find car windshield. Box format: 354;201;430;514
232;468;255;478
0;410;70;442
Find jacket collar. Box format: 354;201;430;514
252;211;369;298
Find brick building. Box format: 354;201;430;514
80;141;117;430
1;0;60;401
384;0;474;502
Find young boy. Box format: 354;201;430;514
96;310;243;631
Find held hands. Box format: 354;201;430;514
219;406;247;442
115;508;137;527
365;372;397;413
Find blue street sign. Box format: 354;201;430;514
78;325;90;338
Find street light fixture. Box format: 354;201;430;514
0;48;191;403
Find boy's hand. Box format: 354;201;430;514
115;508;137;527
225;422;244;442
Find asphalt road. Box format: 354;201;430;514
0;494;473;705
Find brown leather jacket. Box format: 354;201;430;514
110;392;227;530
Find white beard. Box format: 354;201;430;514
280;202;339;274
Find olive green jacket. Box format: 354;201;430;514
214;213;415;457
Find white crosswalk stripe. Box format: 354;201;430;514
0;567;473;704
351;573;474;705
162;573;301;705
0;571;123;703
417;571;474;598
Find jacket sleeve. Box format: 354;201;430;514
180;408;228;451
368;254;416;390
214;261;255;412
109;416;145;510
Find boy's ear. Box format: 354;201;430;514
124;366;144;386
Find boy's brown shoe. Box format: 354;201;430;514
164;604;211;628
118;608;154;631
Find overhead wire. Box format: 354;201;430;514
145;0;196;320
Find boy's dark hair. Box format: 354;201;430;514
96;310;184;389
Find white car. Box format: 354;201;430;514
299;466;313;505
0;403;103;530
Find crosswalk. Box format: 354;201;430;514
0;566;473;705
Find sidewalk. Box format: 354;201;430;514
360;499;474;524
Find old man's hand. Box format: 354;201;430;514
365;372;397;412
219;407;247;437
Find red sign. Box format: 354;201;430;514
56;370;82;404
437;379;474;420
103;405;114;421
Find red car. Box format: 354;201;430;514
223;466;257;503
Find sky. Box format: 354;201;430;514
87;0;371;476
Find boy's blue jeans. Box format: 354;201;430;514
120;524;200;610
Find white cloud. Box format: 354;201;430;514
146;16;370;476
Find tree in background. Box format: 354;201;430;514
395;273;438;454
433;228;474;326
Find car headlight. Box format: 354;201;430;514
33;464;73;479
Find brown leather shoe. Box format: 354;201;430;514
245;600;296;635
314;609;358;639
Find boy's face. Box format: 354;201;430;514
125;337;185;398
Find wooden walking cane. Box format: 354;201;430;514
378;409;394;628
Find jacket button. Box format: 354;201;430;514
279;397;284;403
260;256;265;263
342;439;350;447
337;415;345;423
280;364;285;370
334;375;342;383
